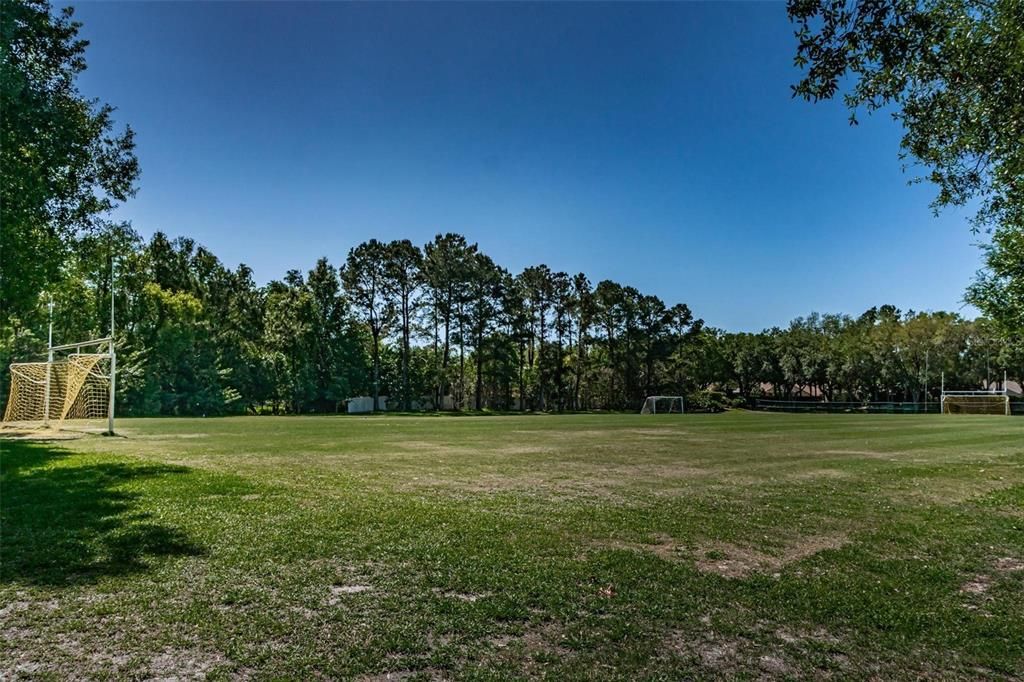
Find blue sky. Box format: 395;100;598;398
68;1;982;331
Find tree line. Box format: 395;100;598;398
2;223;1018;416
2;1;1021;417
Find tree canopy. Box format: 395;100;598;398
1;0;139;321
788;0;1024;352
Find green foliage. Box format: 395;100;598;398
789;0;1023;231
0;0;139;321
714;307;1012;403
789;0;1024;350
967;225;1024;364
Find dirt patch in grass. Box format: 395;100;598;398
0;425;88;440
697;534;850;578
594;531;851;578
994;556;1024;572
960;556;1024;610
624;428;690;437
960;574;992;596
592;533;685;562
784;468;851;480
886;477;1018;505
328;584;373;604
147;646;230;680
432;588;490;602
665;623;850;677
822;449;894;459
665;629;795;677
355;670;445;681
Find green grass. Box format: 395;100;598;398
2;412;1022;680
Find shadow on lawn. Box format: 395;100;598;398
1;440;203;586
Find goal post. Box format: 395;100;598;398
3;337;116;432
938;371;1011;416
940;392;1010;415
640;395;684;414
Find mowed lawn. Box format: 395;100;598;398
2;413;1022;680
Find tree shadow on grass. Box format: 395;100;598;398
1;440;204;586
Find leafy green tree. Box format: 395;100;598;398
307;257;358;412
465;253;505;410
519;265;555;409
789;0;1024;344
1;1;139;322
342;239;395;411
121;282;222;415
218;264;271;413
423;234;475;409
569;274;595;410
264;272;315;413
967;227;1024;361
385;240;424;411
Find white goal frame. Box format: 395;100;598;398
641;395;684;414
940;391;1010;415
940;372;1010;416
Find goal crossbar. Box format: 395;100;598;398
641;395;685;414
48;336;112;352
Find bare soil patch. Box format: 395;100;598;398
355;670;445;682
594;531;850;578
328;584;373;604
147;646;230;681
960;575;991;596
697;534;850;578
822;449;894;459
0;424;87;440
432;588;490;602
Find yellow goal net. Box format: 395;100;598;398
3;339;113;428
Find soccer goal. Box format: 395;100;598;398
940;373;1010;415
3;336;116;433
640;395;684;414
940;391;1010;415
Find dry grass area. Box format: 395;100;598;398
2;412;1022;679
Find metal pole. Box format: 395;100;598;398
107;257;116;435
924;349;929;412
43;296;53;426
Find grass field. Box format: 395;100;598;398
2;412;1022;680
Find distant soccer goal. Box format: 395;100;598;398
3;337;115;432
940;392;1010;415
640;395;684;414
940;373;1010;415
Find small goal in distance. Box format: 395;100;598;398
940;392;1010;415
640;395;684;414
3;337;115;433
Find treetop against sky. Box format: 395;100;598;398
62;1;983;331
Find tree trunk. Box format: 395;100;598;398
401;292;411;411
475;331;484;410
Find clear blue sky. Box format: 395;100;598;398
67;1;982;331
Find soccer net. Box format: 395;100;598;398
640;395;684;414
940;393;1010;415
3;338;113;428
